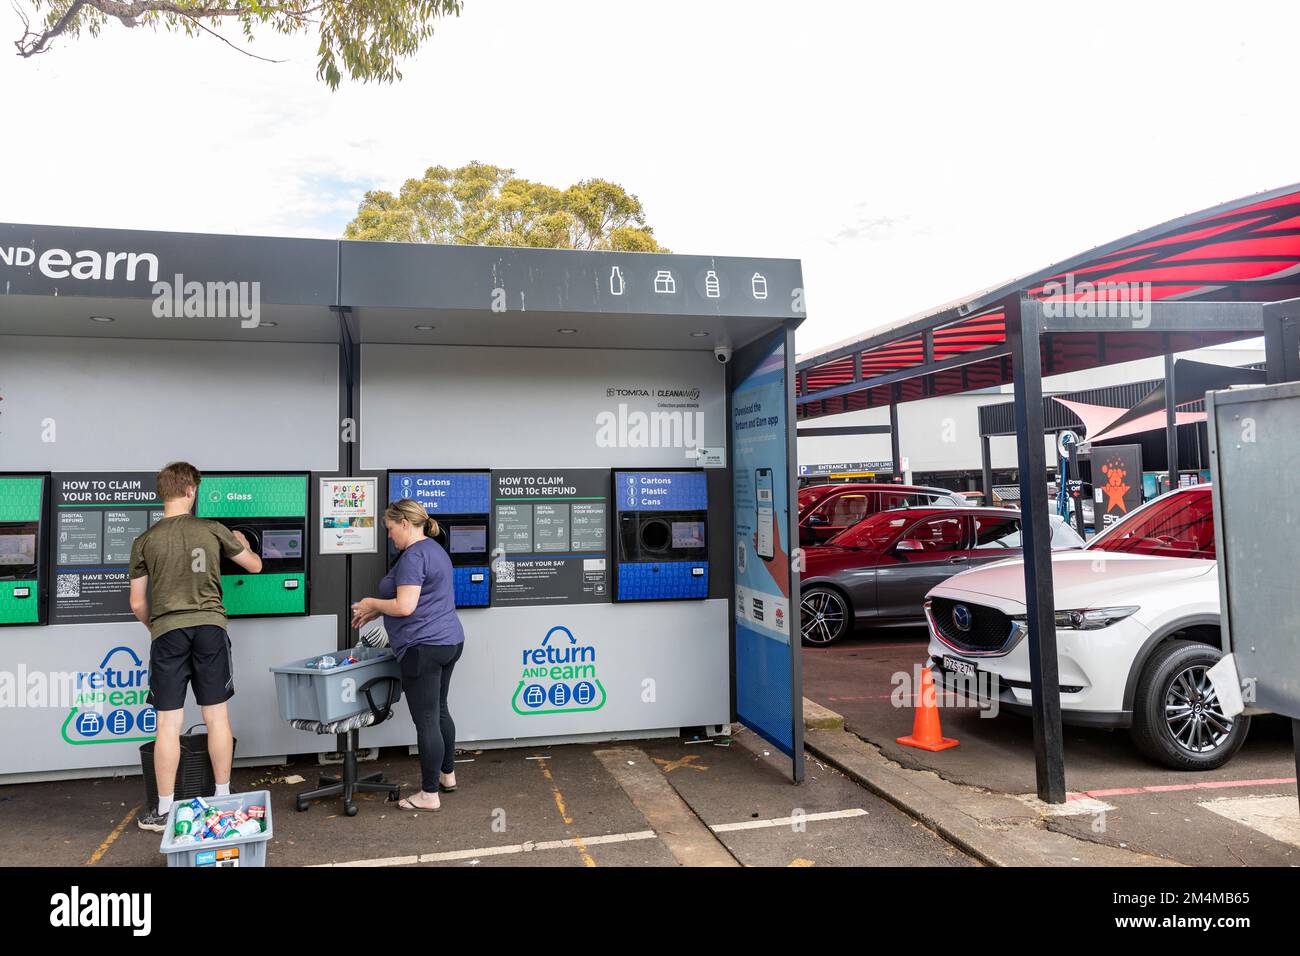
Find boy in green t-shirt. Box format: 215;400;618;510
128;462;263;832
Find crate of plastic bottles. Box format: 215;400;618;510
269;646;402;724
159;791;273;868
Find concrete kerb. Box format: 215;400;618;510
801;701;1181;867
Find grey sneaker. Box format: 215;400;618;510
137;808;168;832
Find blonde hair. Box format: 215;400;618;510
385;498;441;538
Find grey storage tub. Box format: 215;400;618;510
159;790;273;867
270;647;402;724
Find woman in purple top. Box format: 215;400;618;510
351;499;465;812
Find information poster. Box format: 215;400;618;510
319;477;377;554
731;337;798;762
51;472;161;624
491;469;610;605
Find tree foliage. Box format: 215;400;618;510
344;162;667;252
13;1;463;89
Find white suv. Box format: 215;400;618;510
925;485;1249;770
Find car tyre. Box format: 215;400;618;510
799;586;851;646
1129;639;1249;770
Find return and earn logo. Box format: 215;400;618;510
511;625;606;715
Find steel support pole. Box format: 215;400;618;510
1263;303;1300;385
889;388;902;480
981;435;993;504
1008;296;1066;803
1164;350;1179;491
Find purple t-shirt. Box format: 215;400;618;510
379;538;465;659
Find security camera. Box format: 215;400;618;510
714;345;732;364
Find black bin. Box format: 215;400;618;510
139;724;238;808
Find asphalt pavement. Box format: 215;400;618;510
801;627;1299;866
0;725;974;868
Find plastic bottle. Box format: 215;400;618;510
174;805;195;836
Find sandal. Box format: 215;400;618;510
398;796;441;812
439;783;457;793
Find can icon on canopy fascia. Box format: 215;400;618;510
751;272;768;300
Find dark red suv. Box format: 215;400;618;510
797;482;970;546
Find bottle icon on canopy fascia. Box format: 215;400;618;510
654;270;676;294
609;265;625;296
751;272;768;300
704;270;721;298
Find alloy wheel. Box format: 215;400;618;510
800;589;847;645
1164;664;1234;754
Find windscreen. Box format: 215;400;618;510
1088;489;1215;559
827;511;910;551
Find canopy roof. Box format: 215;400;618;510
797;184;1300;420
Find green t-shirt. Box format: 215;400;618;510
129;514;246;639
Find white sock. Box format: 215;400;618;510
157;794;174;815
214;782;231;797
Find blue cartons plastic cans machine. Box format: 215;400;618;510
388;471;491;607
614;470;708;601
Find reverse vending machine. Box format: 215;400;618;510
388;471;492;608
0;475;48;626
614;470;709;601
196;473;310;616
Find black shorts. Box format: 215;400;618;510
147;624;235;711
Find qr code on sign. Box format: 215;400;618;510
493;560;515;583
57;574;80;598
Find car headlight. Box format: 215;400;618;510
1054;606;1139;630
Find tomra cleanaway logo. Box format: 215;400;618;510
512;625;606;715
61;646;156;746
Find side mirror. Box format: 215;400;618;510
895;539;923;552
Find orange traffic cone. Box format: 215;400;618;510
896;666;959;752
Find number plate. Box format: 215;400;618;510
941;655;976;678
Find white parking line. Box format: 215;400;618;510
313;829;659;867
311;807;871;866
711;808;869;832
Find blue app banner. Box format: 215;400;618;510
389;472;490;514
614;471;708;512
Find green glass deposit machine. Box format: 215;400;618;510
0;475;48;626
196;473;309;617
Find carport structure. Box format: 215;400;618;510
795;184;1300;802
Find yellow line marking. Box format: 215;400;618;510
87;803;142;866
789;858;816;867
534;756;596;867
652;754;709;773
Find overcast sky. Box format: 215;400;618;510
2;1;1297;355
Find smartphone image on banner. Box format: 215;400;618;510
755;468;775;561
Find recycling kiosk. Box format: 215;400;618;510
0;222;807;783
